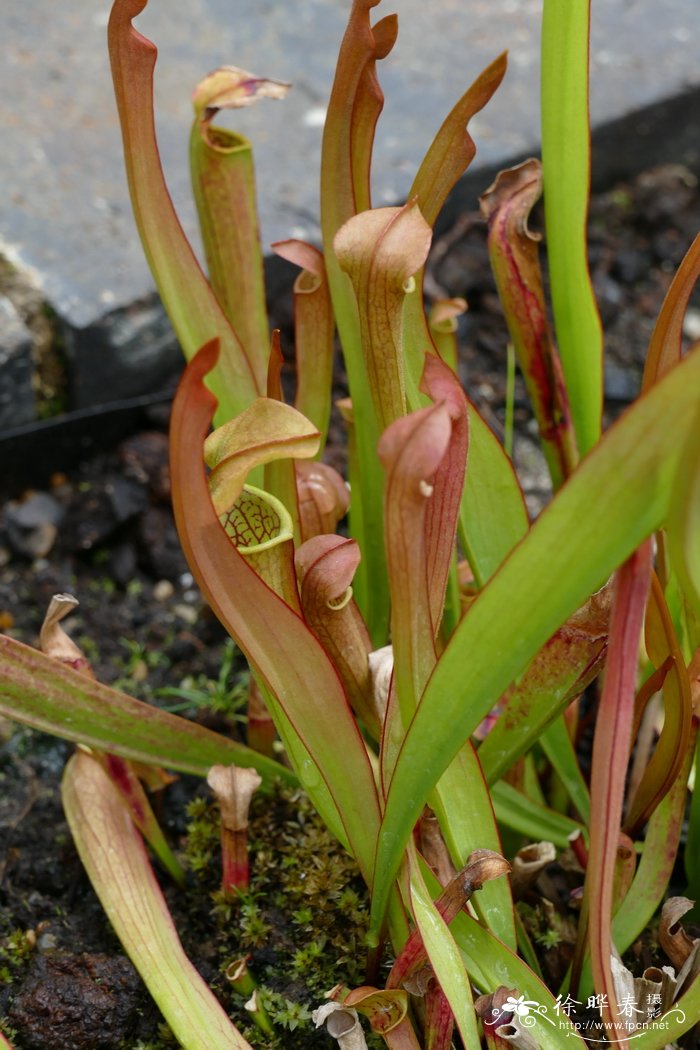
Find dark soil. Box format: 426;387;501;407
0;163;698;1048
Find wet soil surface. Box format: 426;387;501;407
0;164;698;1048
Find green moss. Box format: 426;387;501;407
0;1019;19;1042
263;993;313;1032
181;782;386;1048
0;928;36;992
126;1023;178;1050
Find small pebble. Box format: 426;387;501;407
130;660;149;683
153;580;174;602
173;603;198;625
37;932;58;953
682;307;700;342
179;572;194;588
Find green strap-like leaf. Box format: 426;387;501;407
432;746;517;950
420;861;587;1050
541;0;603;455
369;344;700;940
0;633;291;785
539;717;591;823
460;402;529;587
491;781;582;849
406;852;480;1050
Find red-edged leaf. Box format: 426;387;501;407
642;233;700;390
63;751;253;1048
585;542;652;1039
107;0;260;422
204;398;319;515
0;632;288;783
319;1;397;645
320;0;397;231
578;728;695;997
624;574;693;834
170;341;381;883
378;358;467;763
420;357;469;634
296;535;378;738
271;241;335;449
402;54;507;393
334;201;432;430
480;160;577;487
378;400;452;722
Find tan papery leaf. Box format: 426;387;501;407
194;66;290;125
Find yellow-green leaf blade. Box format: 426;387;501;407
370;344;700;940
62;751;253;1050
0;634;291;785
541;0;602;455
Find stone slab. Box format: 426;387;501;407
1;0;698;366
0;296;35;428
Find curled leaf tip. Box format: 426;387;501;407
659;897;698;969
205;397;320;515
334;200;432;291
479;158;543;241
378;403;452;489
463;848;511;890
313;1003;368;1049
296;535;361;600
429;298;468;334
342;986;409;1034
189;337;222;387
110;0;149;25
207;764;263;831
271;239;325;279
40;594;92;675
193;66;291;124
296;461;350;543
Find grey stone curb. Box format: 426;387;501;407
1;0;698;429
